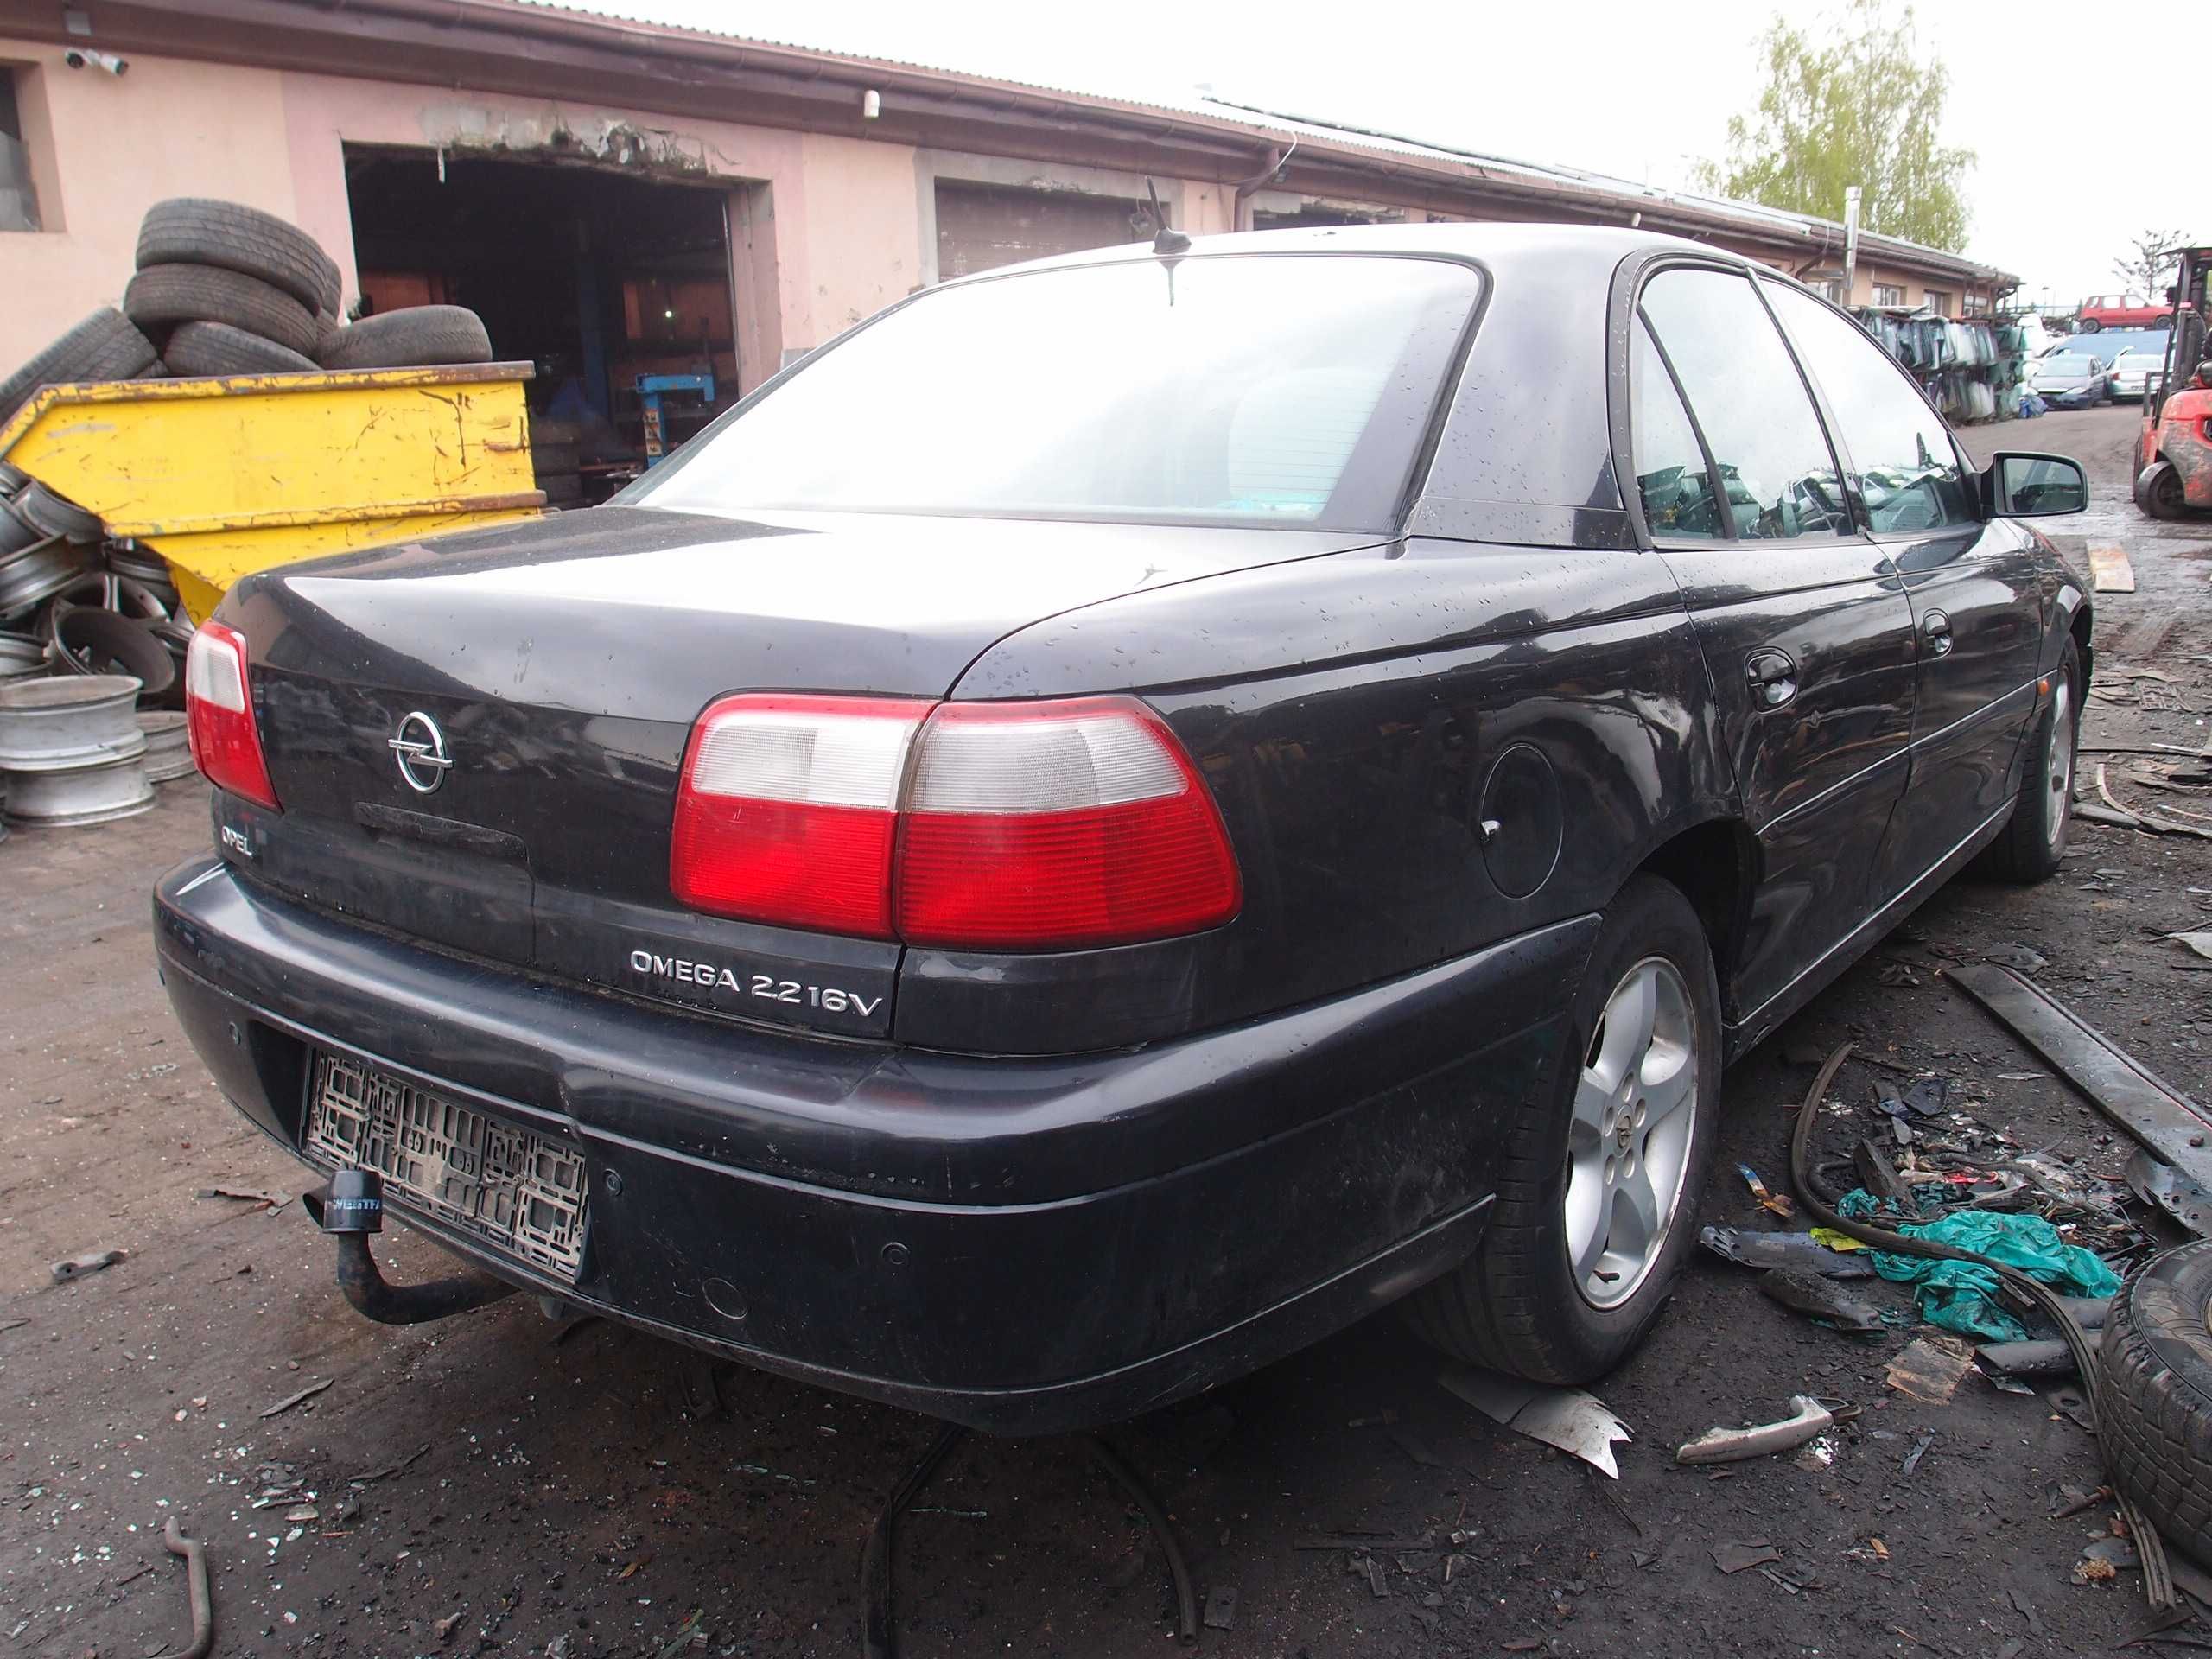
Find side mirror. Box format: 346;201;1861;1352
1989;452;2088;518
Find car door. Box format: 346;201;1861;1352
1761;280;2048;894
1631;265;1920;1024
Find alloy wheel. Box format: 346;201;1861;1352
1564;957;1700;1310
2046;677;2075;849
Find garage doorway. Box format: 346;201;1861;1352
933;181;1148;280
343;146;740;479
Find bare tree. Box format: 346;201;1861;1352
2113;229;2193;298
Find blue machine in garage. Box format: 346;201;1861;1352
636;371;716;466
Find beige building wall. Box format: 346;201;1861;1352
0;35;301;371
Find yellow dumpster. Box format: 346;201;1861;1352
0;364;543;623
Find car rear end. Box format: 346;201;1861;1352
153;239;1577;1431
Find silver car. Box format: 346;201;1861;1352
2110;349;2164;401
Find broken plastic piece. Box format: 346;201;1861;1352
1440;1368;1633;1479
1758;1268;1885;1332
1699;1224;1874;1276
1677;1395;1836;1465
2126;1149;2212;1240
50;1249;125;1283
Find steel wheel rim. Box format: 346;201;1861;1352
2046;677;2075;849
1565;956;1700;1311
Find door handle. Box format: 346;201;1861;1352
1745;648;1798;708
1922;609;1955;658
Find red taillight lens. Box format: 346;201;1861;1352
668;693;1241;950
184;620;279;810
670;695;931;938
894;698;1241;949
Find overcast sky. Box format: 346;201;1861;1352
565;0;2181;302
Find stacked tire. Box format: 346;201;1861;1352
1;197;497;432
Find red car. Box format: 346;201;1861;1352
2078;292;2168;332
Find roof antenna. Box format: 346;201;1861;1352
1147;178;1191;256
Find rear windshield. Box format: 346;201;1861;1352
627;254;1482;531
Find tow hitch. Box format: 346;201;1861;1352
302;1169;520;1325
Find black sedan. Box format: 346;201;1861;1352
157;225;2089;1433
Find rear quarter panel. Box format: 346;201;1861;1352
913;539;1731;1053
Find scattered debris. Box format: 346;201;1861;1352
1899;1431;1936;1476
1712;1539;1782;1575
1885;1335;1977;1404
2164;931;2212;970
2126;1150;2212;1240
1977;1339;2077;1379
1838;1193;2121;1342
1389;1429;1442;1470
1201;1587;1237;1631
1440;1369;1632;1479
1738;1164;1794;1219
0;1317;27;1335
1758;1268;1885;1332
1808;1225;1867;1254
1982;944;2049;974
347;1444;429;1484
1677;1395;1844;1465
195;1187;286;1208
435;1611;465;1643
1853;1139;1923;1221
50;1249;125;1283
258;1377;334;1419
1699;1224;1873;1277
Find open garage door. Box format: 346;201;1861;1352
344;147;739;498
934;181;1144;280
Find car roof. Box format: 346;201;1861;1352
948;219;1758;284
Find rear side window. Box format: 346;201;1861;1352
1629;318;1723;539
1640;268;1851;541
630;254;1482;532
1764;282;1976;534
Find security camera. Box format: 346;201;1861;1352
63;48;128;75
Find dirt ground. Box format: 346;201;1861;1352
5;401;2210;1659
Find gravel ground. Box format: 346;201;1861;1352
4;401;2209;1659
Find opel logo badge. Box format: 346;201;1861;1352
387;710;452;795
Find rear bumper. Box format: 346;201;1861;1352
154;857;1592;1433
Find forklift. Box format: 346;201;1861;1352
2133;245;2212;518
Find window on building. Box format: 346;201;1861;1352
0;66;40;232
1924;289;1952;316
1872;283;1905;307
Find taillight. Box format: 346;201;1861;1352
895;698;1241;948
671;695;931;938
184;620;279;810
669;694;1241;950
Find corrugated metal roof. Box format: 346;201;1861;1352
477;0;2012;283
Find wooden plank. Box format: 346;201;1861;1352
2088;543;2136;594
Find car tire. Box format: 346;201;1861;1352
315;306;493;371
162;321;319;378
2081;319;2102;334
136;198;340;315
2099;1243;2212;1567
123;264;320;358
0;308;160;425
2138;461;2190;520
1402;874;1723;1383
1980;638;2081;883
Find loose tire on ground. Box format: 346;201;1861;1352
136;198;340;315
1979;638;2081;883
162;321;318;378
0;308;160;424
124;264;319;357
1402;874;1724;1382
2100;1243;2212;1567
316;306;493;371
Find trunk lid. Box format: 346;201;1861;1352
222;505;1372;1037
